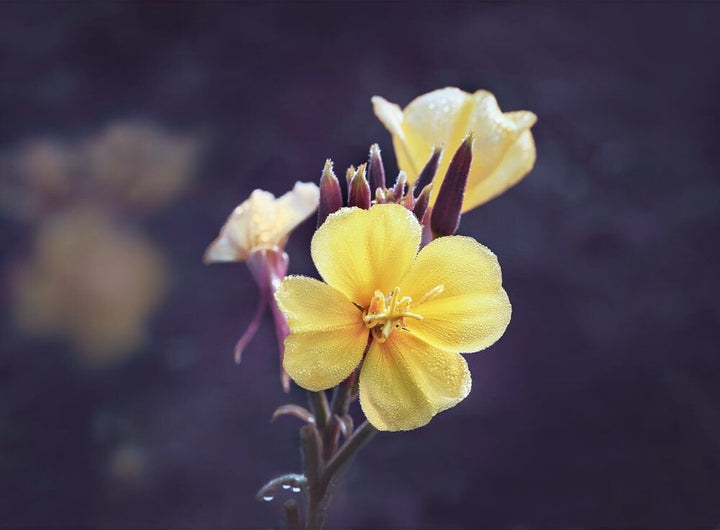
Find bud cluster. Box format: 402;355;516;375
317;136;474;240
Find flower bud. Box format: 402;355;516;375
412;183;432;222
414;147;442;194
317;159;343;228
430;133;473;238
367;143;386;191
392;171;407;201
348;164;371;209
375;187;388;204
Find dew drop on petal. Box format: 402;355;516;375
291;487;301;493
282;484;291;490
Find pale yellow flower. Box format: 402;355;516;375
204;182;319;263
204;182;320;391
275;204;511;431
373;87;537;212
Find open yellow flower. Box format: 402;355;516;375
373;87;537;213
204;181;319;263
275;204;511;431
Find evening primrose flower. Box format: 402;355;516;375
204;181;319;263
275;204;511;431
372;87;537;213
204;181;319;391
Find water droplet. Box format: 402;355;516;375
291;487;301;493
262;495;274;502
282;484;291;490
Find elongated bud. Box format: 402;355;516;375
367;143;386;191
317;159;343;228
412;183;432;222
393;171;407;201
348;164;371;209
414;147;442;194
431;134;473;237
402;188;415;210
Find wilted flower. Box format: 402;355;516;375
275;204;511;431
12;209;167;366
372;87;537;212
204;182;319;391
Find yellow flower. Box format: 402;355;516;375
12;209;167;366
204;182;319;263
275;204;511;431
372;87;537;213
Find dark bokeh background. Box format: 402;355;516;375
2;3;720;529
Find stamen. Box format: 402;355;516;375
417;285;445;305
361;286;430;342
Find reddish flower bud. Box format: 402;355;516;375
317;159;343;228
414;147;442;194
412;183;432;222
367;143;386;191
348;164;371;209
392;171;407;201
430;134;473;238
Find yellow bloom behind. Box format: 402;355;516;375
373;87;537;213
275;204;511;431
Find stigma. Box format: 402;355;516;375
362;285;443;342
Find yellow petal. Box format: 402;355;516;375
275;181;322;234
283;329;367;391
204;182;319;263
400;236;511;353
275;276;363;332
311;204;421;307
371;96;404;138
462;127;536;212
359;332;471;431
461;102;537;212
276;276;368;391
372;88;536;212
401;87;473;175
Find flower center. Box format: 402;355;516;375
362;285;444;343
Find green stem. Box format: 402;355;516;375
322;421;377;485
308;391;330;430
302;421;377;530
283;499;300;530
330;371;357;417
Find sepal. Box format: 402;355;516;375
430;134;473;237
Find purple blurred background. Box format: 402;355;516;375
2;3;720;529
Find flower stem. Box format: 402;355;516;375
303;420;377;529
308;391;330;430
283;499;300;530
322;420;376;485
330;371;356;417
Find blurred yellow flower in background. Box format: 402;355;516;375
12;209;167;366
85;122;201;211
204;181;319;263
275;204;511;431
373;87;537;212
4;121;200;367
